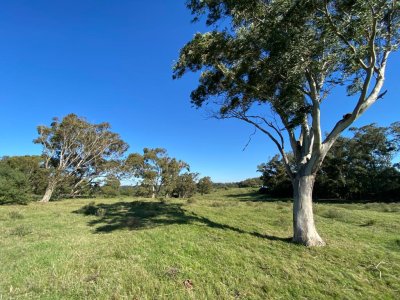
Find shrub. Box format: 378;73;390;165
197;177;213;195
0;163;31;205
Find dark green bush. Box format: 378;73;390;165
0;163;31;204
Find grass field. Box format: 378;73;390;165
0;188;399;299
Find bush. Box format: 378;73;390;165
0;163;31;204
197;177;213;195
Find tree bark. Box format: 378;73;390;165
292;174;325;246
40;178;57;203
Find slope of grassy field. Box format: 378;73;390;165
1;188;399;299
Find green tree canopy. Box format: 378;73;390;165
125;148;189;198
175;0;400;246
174;172;198;198
197;176;213;195
0;161;31;205
1;155;49;196
34;114;128;202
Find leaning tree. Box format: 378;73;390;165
174;0;400;246
34;114;128;202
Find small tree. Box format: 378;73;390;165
101;175;121;198
125;148;189;198
197;176;213;195
175;0;400;246
174;172;198;198
34;114;128;202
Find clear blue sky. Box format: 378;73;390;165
0;1;399;182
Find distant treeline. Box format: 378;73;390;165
257;123;400;201
2;118;399;204
0;114;214;205
212;178;263;189
0;154;214;204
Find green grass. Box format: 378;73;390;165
0;188;399;299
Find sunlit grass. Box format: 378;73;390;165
0;188;399;299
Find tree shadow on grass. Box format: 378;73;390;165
73;201;291;243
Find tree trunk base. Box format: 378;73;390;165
292;234;326;247
293;174;326;247
39;180;56;203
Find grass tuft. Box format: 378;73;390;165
10;225;32;236
8;210;24;219
165;266;180;279
321;208;344;219
361;219;377;227
186;198;196;204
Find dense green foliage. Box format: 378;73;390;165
174;0;400;166
125;148;194;198
0;155;106;204
1;156;49;196
197;176;213;195
258;155;294;198
1;188;399;298
0;161;31;204
258;123;400;200
175;0;400;245
316;123;400;200
173;172;198;198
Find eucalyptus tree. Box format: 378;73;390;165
174;172;199;198
34;114;128;202
125;148;189;198
197;176;213;195
316;123;400;199
174;0;400;246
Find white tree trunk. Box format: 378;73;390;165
40;178;57;203
292;174;325;246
